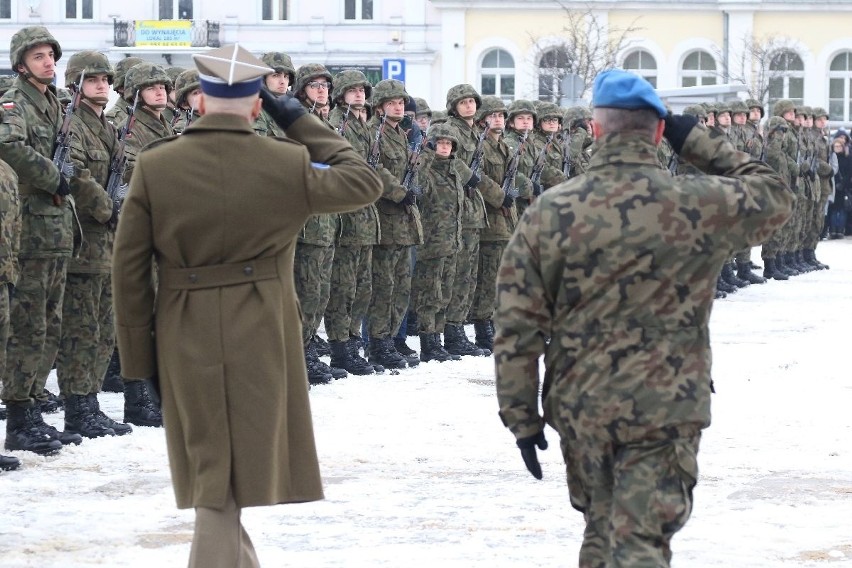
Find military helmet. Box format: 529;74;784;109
413;97;432;117
766;116;788;131
331;69;372;102
430;110;448;125
113;57;145;92
772;99;796;117
812;107;829;120
507;99;537;123
10;26;62;69
716;101;732;116
476;95;508;123
682;105;708;119
729;100;749;115
445;83;481;115
745;98;765;118
165;66;186;85
174;69;200;109
371;79;409;108
795;105;812;118
428;123;458;150
123;62;172;101
294;63;333;95
261;52;296;84
536;102;563;125
64;50;113;88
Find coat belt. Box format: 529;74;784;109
159;257;278;290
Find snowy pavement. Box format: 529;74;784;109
1;239;851;567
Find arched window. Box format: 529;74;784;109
680;50;716;87
538;48;571;102
768;50;804;108
480;49;515;103
623;49;657;87
829;51;852;122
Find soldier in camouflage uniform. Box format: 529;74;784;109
55;51;131;439
413;97;432;132
252;52;293;137
162;66;185;126
495;70;794;568
105;56;144;127
172;69;202;134
366;79;424;369
531;102;567;191
0;26;78;455
562;106;593;179
324;69;380;375
504;100;538;218
804;107;835;269
789;106;817;273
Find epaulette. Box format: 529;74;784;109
140;135;180;153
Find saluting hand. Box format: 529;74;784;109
260;89;307;130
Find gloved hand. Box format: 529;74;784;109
516;431;548;480
532;180;543;197
663;113;699;155
501;193;515;209
400;189;417;207
56;175;71;197
464;171;481;191
260;89;307;130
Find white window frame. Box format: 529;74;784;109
537;48;571;103
1;0;16;20
829;51;852;123
63;0;95;20
479;48;516;104
680;50;717;88
767;50;805;108
343;0;373;21
622;49;658;88
159;0;193;20
261;0;289;21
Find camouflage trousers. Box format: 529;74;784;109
804;189;831;250
367;244;412;339
55;273;115;396
446;229;480;325
294;242;335;345
795;196;815;250
470;241;506;321
561;430;701;568
0;284;9;381
781;193;807;252
411;254;456;334
734;246;752;264
324;244;372;342
1;257;67;405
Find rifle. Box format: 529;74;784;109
401;127;426;194
561;126;574;177
499;131;526;215
468;122;489;178
52;71;85;205
666;152;679;177
367;114;386;170
530;132;555;193
104;90;140;227
337;104;352;137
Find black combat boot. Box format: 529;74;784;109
736;260;766;284
419;334;456;363
88;394;132;436
778;252;800;276
762;258;789;281
716;274;737;294
368;337;407;370
393;338;420;367
804;248;829;270
306;341;346;380
123;380;163;427
37;389;64;414
101;349;124;393
444;324;489;357
473;320;495;352
31;405;83;446
721;262;749;288
64;394;115;438
349;336;383;373
329;340;374;375
0;453;20;471
4;403;63;455
304;343;333;385
791;250;811;272
311;334;331;357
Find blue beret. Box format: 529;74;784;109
592;69;667;118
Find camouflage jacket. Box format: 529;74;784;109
796;126;816;200
0;158;20;284
252;108;285;138
122;107;174;184
173;109;201;134
105;97;130;129
479;135;518;242
811;127;834;199
744;122;763;160
298;103;339;246
532;131;567;190
68;103;119;273
445;116;491;231
0;77;73;259
329;105;380;246
414;155;463;259
495;127;794;443
764;121;796;192
503;129;535;199
368;114;422;246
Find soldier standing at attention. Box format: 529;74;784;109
0;26;80;456
503;100;538;218
111;44;381;566
531;102;567;190
252;52;293;137
53;51;131;439
172;69;202;134
105;56;144;127
761;102;798;280
494;70;794;568
805;107;835;269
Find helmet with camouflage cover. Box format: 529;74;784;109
10;26;62;70
772;99;796;117
536;101;563;125
294;63;333;95
371;79;409;108
174;69;200;109
745;98;765;118
729;100;749;116
813;107;829;120
476;95;508;123
430;110;448;125
795;105;812;118
766;116;788;131
445;84;481;115
64;50;114;88
123;62;172;101
715;101;732;116
428;123;458;150
331;69;372;103
683;105;708;119
165;66;186;85
261;52;296;85
113;57;145;93
507;99;537;123
413;97;431;117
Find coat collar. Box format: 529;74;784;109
76;102;117;151
15;75;61;116
587;133;660;169
183;112;256;135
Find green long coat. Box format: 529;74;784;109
112;112;382;510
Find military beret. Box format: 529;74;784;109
592;69;666;118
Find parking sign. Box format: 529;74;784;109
382;59;405;82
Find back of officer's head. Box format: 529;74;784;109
591;70;666;142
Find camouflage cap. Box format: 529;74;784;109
536;101;563;124
174;69;201;109
445;83;482;115
261;52;295;84
413;97;432;117
331;69;372;102
507;99;537;123
772;99;795;117
428;123;458;150
294;63;333;95
10;26;62;69
65;50;113;88
371;79;409;108
682;105;708;119
113;57;145;92
812;107;829;120
124;62;172;101
476;95;508;123
729;100;749;115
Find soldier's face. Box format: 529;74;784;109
19;44;55;83
455;97;477;119
782;110;795;122
415;115;431;131
749;108;762;122
305;77;330;104
344;85;366;107
510;113;534;132
483;111;505;133
815;117;827;129
540;117;560;133
804;116;813;128
186;88;202;110
435;138;453;157
141;83;168;109
381;98;405;121
706;114;715;126
265;72;290;95
81;73;111;107
732;112;746;125
717;112;731;127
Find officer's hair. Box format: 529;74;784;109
201;93;258;115
592;107;660;141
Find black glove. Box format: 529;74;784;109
464;171;481;191
663;113;699;155
532;181;543;197
107;200;120;231
56;175;71;197
501;193;515;209
401;189;417;207
516;431;548;480
260;89;307;130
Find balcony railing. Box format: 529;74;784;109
114;20;221;48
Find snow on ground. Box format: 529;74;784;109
1;239;851;567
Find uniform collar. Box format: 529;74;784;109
182;112;255;134
16;75;60;114
587;133;660;169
